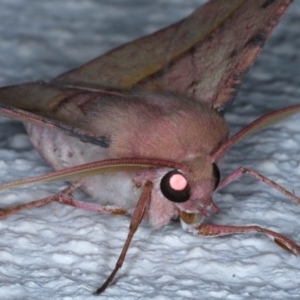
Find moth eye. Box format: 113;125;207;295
212;163;220;190
160;170;190;203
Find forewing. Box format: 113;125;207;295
0;83;110;147
0;0;291;144
53;0;291;113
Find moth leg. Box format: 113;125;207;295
216;167;300;205
0;183;79;219
58;194;127;215
94;180;153;295
0;182;127;218
196;223;300;256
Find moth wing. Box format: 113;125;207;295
0;82;110;148
0;0;291;141
52;0;291;113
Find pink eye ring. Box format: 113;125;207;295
160;170;190;203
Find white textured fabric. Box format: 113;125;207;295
0;1;300;299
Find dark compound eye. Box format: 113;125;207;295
160;170;190;203
212;163;220;190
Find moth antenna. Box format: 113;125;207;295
211;104;300;162
94;181;153;295
0;158;183;191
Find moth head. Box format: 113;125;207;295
155;157;221;227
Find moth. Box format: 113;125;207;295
0;0;298;296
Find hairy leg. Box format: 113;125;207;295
94;181;153;295
217;166;300;205
195;223;300;255
0;182;127;218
